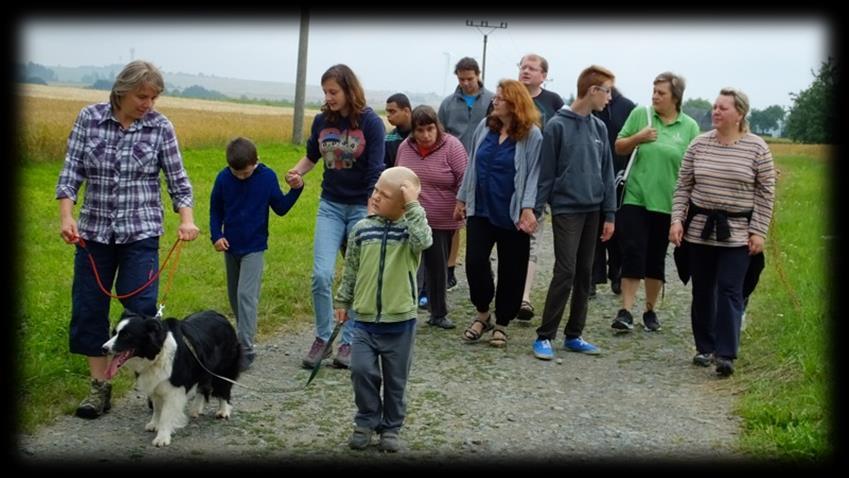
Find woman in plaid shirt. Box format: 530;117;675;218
56;60;200;419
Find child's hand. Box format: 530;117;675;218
335;308;349;324
285;169;303;188
399;180;419;204
213;237;229;252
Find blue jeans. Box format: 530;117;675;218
312;198;367;345
70;237;160;356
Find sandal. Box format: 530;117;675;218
516;301;535;321
489;328;508;348
463;316;494;342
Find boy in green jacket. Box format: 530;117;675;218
334;166;433;453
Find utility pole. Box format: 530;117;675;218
464;20;507;86
292;8;309;145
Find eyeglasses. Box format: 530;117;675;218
594;85;612;95
518;64;543;73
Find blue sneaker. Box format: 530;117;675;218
533;338;554;360
418;295;429;309
564;337;601;355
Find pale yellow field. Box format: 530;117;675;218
18;84;317;161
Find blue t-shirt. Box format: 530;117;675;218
306;107;386;205
473;130;517;230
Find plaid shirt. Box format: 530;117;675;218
56;103;193;244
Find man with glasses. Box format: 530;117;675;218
513;53;565;323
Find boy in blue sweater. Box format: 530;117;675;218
210;137;303;370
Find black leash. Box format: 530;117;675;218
180;334;306;395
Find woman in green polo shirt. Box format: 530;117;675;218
610;72;700;333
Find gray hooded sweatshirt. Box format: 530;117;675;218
535;106;616;223
438;83;495;155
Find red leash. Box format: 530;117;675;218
76;237;184;300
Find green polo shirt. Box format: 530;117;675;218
618;106;700;213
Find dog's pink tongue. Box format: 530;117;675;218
105;350;132;380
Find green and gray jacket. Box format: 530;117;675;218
334;201;433;322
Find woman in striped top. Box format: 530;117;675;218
669;87;775;377
396;105;468;330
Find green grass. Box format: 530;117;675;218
17;142;325;432
737;153;831;460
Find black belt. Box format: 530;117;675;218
684;202;752;242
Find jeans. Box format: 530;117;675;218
70;236;160;356
312;198;367;345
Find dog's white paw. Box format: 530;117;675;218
152;433;171;447
145;420;157;432
215;402;232;419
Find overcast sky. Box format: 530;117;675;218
19;14;831;110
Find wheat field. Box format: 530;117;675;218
18;84;317;162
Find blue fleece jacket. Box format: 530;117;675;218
209;163;302;256
306;107;385;205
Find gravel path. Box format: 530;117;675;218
17;223;743;466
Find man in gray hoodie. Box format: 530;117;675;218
531;65;617;360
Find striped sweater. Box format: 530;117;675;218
671;130;775;247
395;133;467;230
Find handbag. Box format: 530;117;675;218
616;106;652;207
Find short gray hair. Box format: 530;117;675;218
653;71;686;112
110;60;165;111
719;87;751;133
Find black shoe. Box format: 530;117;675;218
427;316;456;329
642;310;661;331
611;308;634;331
715;357;735;377
611;278;621;295
589;284;597;298
692;352;714;367
446;275;458;291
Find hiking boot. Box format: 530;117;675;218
378;430;402;452
427;316;456;329
348;426;374;450
692;352;714;367
75;379;112;419
532;338;554;361
642;310;661;332
611;308;634;331
332;343;352;369
715;357;735;377
516;301;534;321
301;337;332;369
564;337;601;355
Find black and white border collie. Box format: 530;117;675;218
102;310;242;447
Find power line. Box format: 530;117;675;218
465;20;508;86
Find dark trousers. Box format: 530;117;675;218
350;324;415;433
592;221;622;285
70;237;160;356
688;243;750;360
422;229;453;319
536;212;599;341
465;216;530;326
